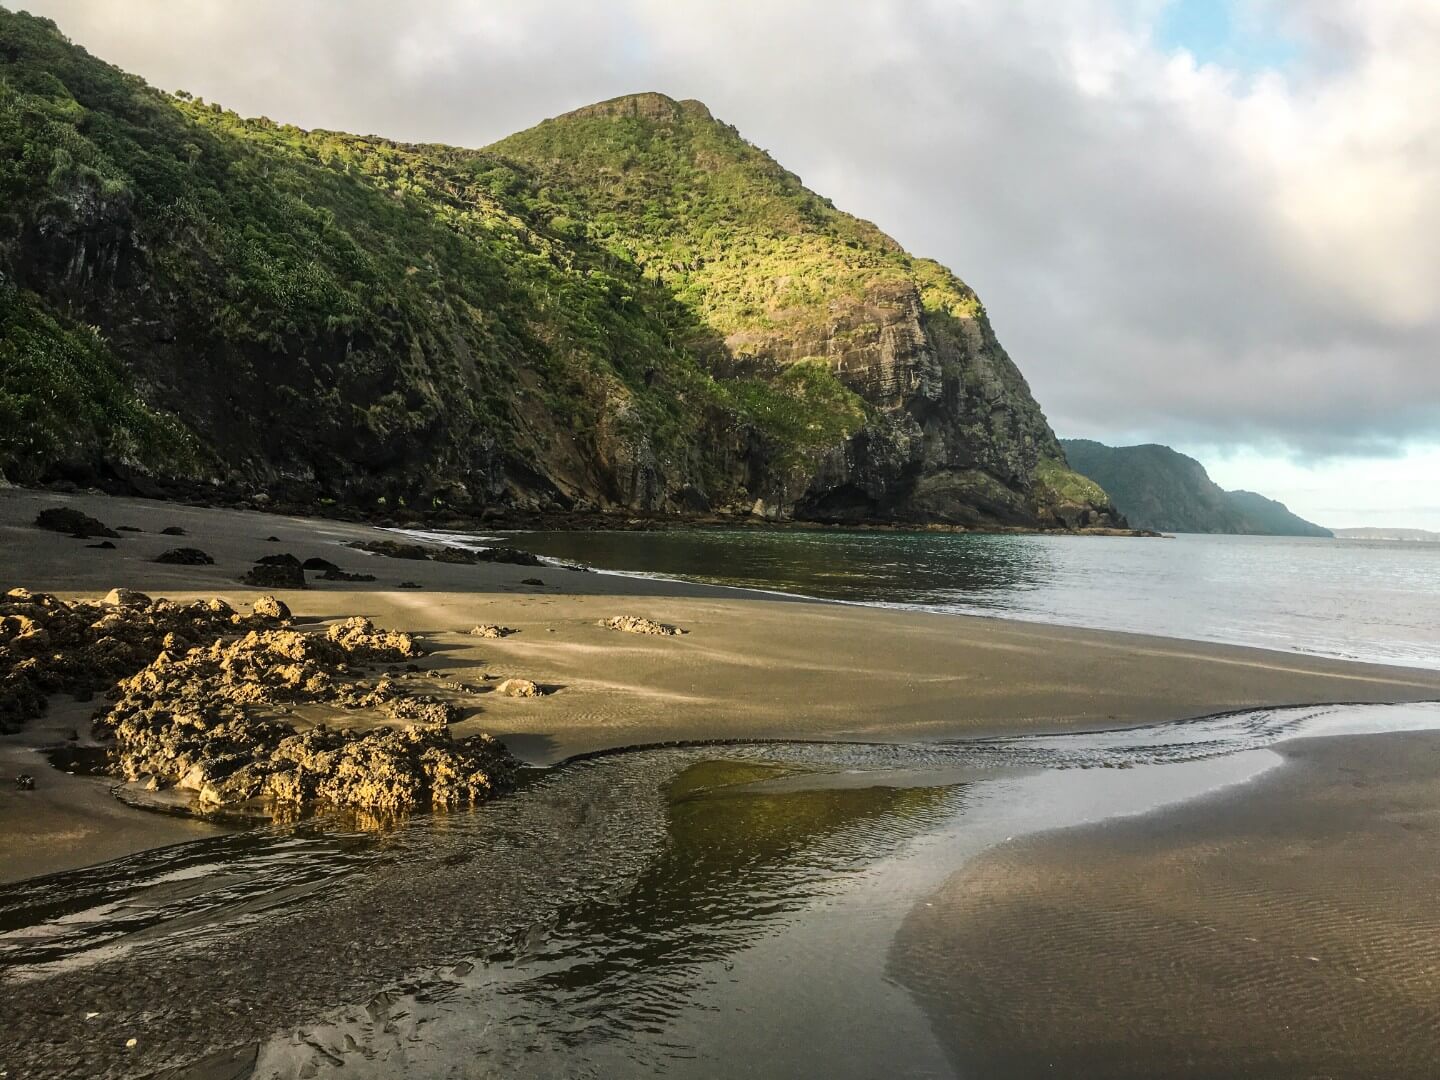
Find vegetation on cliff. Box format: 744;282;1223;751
0;10;1116;528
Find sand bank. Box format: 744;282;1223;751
893;728;1440;1077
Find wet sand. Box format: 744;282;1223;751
893;729;1440;1078
5;487;1440;881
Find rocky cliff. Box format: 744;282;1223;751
1061;440;1331;536
0;11;1119;529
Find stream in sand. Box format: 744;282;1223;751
2;702;1440;1078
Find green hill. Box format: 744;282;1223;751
0;10;1118;528
1061;440;1331;537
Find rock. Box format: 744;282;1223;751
155;547;214;565
600;615;687;636
520;578;545;587
301;557;340;572
442;546;543;566
326;616;421;660
431;547;483;565
160;525;187;536
320;568;377;582
495;678;545;698
0;589;269;734
35;507;118;538
92;618;514;812
103;588;153;608
398;581;422;589
251;595;291;621
241;562;306;589
265;535;281;542
348;539;435;561
484;546;543;566
117;526;143;533
468;624;518;639
256;553;302;568
15;773;34;790
387;695;459;726
87;540;117;549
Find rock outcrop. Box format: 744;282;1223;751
0;587;517;811
469;624;518;639
0;588;284;733
600;616;687;637
34;507;118;539
100;618;512;811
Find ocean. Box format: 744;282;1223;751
510;528;1440;669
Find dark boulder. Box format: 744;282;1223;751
474;546;543;567
348;539;434;561
320;568;377;582
35;507;118;538
242;562;306;589
155;547;215;565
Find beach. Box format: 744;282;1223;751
6;488;1440;1077
4;486;1440;882
893;728;1440;1077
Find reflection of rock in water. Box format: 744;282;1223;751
0;748;955;1079
890;730;1440;1080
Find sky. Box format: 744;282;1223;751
16;0;1440;528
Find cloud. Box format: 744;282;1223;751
1193;440;1440;529
18;0;1440;460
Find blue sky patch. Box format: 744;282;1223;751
1155;0;1299;73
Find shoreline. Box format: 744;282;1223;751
5;486;1440;883
6;480;1163;539
447;530;1433;674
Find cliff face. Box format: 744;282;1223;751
489;94;1115;527
1061;440;1332;537
0;13;1118;529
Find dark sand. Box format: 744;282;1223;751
893;729;1440;1079
5;487;1440;881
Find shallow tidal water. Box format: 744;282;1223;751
502;528;1440;669
4;702;1440;1078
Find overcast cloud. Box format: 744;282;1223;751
16;0;1440;523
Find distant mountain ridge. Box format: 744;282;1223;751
1333;527;1440;542
1060;440;1332;537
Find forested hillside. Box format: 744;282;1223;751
0;9;1118;528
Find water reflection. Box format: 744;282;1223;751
3;704;1439;1078
516;527;1056;604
